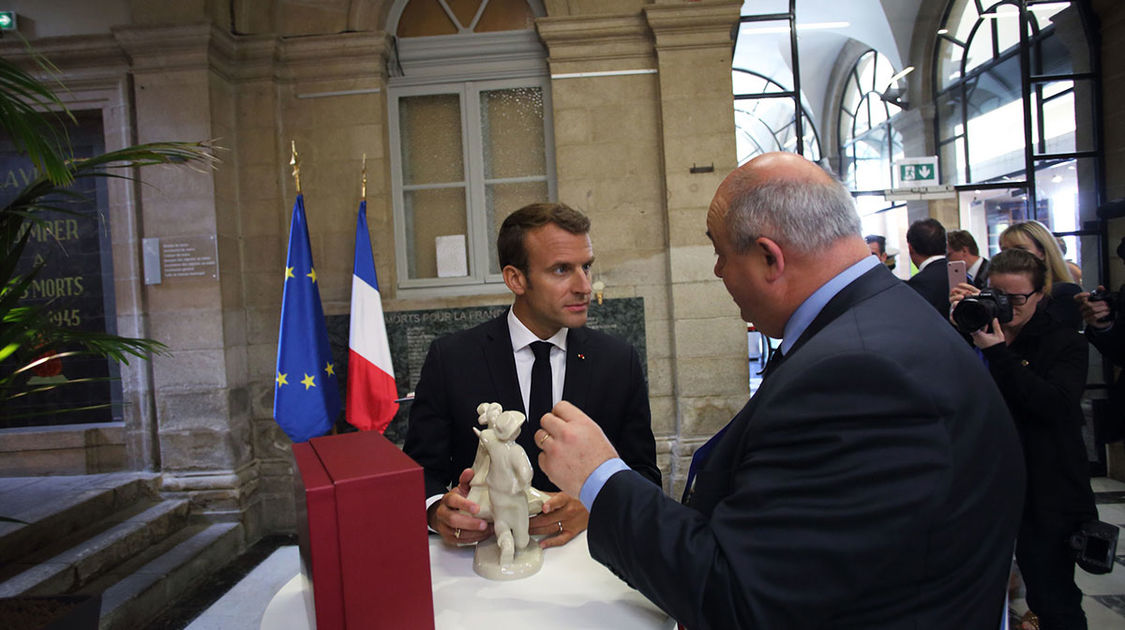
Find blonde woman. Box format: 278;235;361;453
999;221;1083;329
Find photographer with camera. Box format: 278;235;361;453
1075;236;1125;444
950;248;1096;630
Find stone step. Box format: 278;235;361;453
0;497;192;597
0;473;162;567
90;521;242;630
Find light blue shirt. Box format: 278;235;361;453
779;255;879;355
578;254;881;512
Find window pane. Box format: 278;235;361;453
480;87;545;179
949;0;980;44
853;126;890;191
397;0;459;37
936;88;964;142
965;20;995;75
1030;5;1091;74
733;70;781;95
1031;79;1095;155
735;98;795;164
399;93;464;185
940;139;966;185
965;57;1026;182
867;95;888;127
937;36;965;90
485;180;549;275
994;9;1021;56
958;186;1031;255
733;21;793;91
476;0;537;33
840;74;860;116
404;187;468;279
1035;157;1098;227
957;188;1018;256
801;114;821;162
741;0;791;16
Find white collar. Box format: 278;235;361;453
917;255;945;271
507;307;568;352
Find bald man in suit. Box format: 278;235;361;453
537;153;1025;629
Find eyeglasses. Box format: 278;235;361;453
1003;290;1038;306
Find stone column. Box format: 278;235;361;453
645;1;743;498
115;24;257;530
536;12;676;487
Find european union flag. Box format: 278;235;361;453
273;194;340;442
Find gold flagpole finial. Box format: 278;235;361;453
361;153;368;201
290;141;301;195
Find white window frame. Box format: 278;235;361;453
387;76;556;291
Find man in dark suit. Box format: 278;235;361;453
536;153;1025;629
403;202;660;550
905;217;952;315
947;229;991;289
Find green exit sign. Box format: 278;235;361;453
0;12;16;31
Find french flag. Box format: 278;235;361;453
347;201;399;432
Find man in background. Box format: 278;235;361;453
906;218;951;315
947;229;990;289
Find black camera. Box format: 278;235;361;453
952;290;1013;333
1069;519;1119;574
1087;288;1120;324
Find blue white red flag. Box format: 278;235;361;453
346;201;399;432
273;194;340;442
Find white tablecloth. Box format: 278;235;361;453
261;531;673;629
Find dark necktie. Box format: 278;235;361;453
528;340;554;431
762;347;786;379
526;341;555;489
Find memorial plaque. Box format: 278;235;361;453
0;110;119;428
326;297;646;443
159;235;218;281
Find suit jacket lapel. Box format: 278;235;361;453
561;327;591;410
481;315;523;415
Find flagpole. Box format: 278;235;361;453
290;140;301;194
361;153;367;202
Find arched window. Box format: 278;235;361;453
733;69;821;165
838;50;904;192
731;4;822;165
932;0;1101;275
387;0;553;292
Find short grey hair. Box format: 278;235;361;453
725;177;861;255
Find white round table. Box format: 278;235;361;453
261;531;674;629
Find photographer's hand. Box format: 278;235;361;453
969;317;1005;349
948;282;980;325
1075;287;1113;331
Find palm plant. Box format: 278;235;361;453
0;49;218;421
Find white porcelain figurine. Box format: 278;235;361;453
465;402;544;580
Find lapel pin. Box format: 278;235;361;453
577;353;586;360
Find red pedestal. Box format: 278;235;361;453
293;431;434;629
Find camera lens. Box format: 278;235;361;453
953;298;993;332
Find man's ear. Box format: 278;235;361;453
757;237;785;281
503;265;528;295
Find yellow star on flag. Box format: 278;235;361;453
284;266;295;280
307;267;317;283
276;372;288;386
324;362;335;376
301;373;316;389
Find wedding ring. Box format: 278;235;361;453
557;521;563;534
537;432;551;448
455;528;461;539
